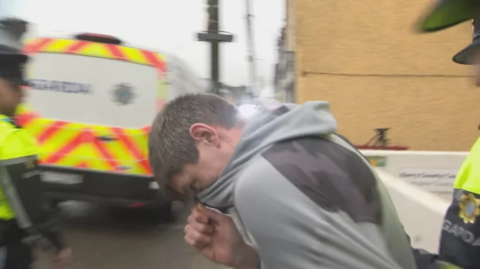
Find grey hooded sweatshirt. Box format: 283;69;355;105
196;101;417;269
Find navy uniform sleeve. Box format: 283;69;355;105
439;188;480;268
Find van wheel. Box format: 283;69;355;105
145;201;174;222
128;199;174;222
47;199;62;212
144;200;172;212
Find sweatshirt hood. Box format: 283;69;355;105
196;101;338;209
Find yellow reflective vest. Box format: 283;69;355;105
0;114;39;220
439;137;480;269
454;137;480;194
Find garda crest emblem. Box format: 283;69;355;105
112;83;135;105
459;193;480;224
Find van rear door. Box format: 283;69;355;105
26;52;157;174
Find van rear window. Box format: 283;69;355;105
25;53;157;129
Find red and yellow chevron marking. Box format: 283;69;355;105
15;102;152;175
23;37;168;111
86;125;151;174
23;37;167;73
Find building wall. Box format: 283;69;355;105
294;0;480;151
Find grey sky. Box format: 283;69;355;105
1;0;285;86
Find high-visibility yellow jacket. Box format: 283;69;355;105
439;137;480;269
0;114;66;250
0;114;38;220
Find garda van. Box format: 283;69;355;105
13;32;204;213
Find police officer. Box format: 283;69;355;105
0;52;71;269
417;1;480;269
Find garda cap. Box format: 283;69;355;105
0;52;29;86
452;19;480;64
416;0;476;32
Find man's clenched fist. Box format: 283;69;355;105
184;204;258;269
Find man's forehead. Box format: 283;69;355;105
171;169;193;191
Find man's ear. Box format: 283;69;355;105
189;123;220;146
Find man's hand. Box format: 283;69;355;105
184;204;258;269
54;247;72;269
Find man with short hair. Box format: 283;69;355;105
149;93;418;269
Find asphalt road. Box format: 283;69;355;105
34;202;228;269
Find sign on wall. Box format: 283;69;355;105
398;168;457;192
367;156;387;168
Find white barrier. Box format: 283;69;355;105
362;150;468;200
361;151;468;252
376;168;449;252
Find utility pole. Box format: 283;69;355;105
197;0;233;95
245;0;257;97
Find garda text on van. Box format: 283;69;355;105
28;79;92;94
